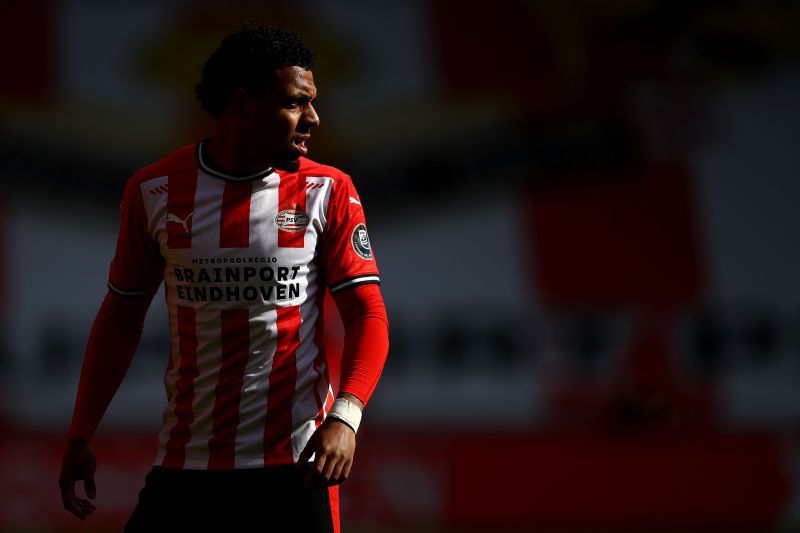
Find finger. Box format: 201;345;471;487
75;497;96;509
77;500;96;515
306;452;330;488
296;438;315;467
76;502;95;515
329;459;344;482
60;482;83;518
342;459;352;480
314;450;329;476
320;454;338;481
63;496;86;520
84;476;97;500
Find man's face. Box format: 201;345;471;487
240;66;320;167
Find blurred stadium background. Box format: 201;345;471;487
1;0;800;531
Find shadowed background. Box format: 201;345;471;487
1;0;799;531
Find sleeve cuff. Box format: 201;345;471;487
329;275;380;294
108;281;149;297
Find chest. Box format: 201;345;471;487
141;171;333;269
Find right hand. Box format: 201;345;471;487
58;438;97;519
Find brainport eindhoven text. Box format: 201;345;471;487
173;261;301;302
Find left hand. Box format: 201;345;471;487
297;418;356;488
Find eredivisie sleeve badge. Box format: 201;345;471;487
351;223;373;260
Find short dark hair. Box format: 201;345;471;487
195;24;315;117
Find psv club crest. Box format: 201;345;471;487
274;209;310;232
351;223;372;260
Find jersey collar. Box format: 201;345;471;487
196;139;276;182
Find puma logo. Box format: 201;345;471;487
349;197;361;206
167;212;194;233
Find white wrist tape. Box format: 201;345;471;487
327;397;362;433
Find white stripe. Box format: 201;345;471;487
228;173;282;467
248;173;280;250
330;275;380;293
155;296;186;467
234;308;278;468
160;171;226;470
291;290;325;459
191;171;226;249
182;306;223;469
180;173;225;469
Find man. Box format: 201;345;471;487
58;25;389;531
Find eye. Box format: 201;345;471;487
285;97;312;109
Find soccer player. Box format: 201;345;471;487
58;25;389;532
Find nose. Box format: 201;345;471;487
303;102;320;129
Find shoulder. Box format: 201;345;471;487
126;143;198;190
297;157;352;187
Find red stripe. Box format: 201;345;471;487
277;173;307;248
263;306;300;461
328;485;341;533
220;181;252;248
162;306;198;468
166;170;197;249
208;309;251;469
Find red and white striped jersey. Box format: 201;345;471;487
108;141;380;469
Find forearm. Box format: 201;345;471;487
332;284;389;407
67;290;153;440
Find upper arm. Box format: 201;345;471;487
321;175;381;295
108;177;164;296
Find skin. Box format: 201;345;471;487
206;65;321;174
298;393;364;488
59;438;97;519
59;66;360;519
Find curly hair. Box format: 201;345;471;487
195;24;315;117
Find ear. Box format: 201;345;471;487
228;88;249;117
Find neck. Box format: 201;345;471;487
205;126;274;177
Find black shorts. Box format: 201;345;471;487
124;465;339;532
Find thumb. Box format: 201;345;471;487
85;475;96;500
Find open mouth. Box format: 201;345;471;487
293;136;310;156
